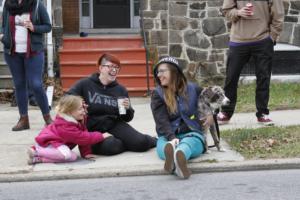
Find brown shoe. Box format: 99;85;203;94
174;150;191;179
43;114;53;125
12;115;30;131
164;142;175;173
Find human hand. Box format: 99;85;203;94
122;98;130;109
0;34;3;40
84;154;98;161
203;114;214;130
102;132;113;139
170;138;179;146
237;6;253;18
24;20;34;32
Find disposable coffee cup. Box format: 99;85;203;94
117;98;126;115
246;2;253;14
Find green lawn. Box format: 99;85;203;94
222;125;300;159
235;82;300;112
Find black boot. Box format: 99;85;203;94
12;115;30;131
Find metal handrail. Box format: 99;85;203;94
139;10;151;96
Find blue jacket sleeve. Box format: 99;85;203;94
33;2;52;34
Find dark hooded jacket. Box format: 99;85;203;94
67;73;135;132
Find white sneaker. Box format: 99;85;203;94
174;150;191;179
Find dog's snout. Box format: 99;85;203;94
222;97;230;105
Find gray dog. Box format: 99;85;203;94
198;86;230;152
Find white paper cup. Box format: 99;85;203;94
117;98;126;115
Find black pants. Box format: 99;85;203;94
92;121;157;155
221;38;274;118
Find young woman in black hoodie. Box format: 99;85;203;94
67;53;157;155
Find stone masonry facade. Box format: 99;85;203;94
140;0;300;84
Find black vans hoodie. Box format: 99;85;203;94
67;73;134;132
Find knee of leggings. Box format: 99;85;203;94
129;138;151;152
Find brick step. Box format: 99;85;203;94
60;61;153;75
61;74;155;89
62;36;144;49
59;48;147;62
0;75;14;89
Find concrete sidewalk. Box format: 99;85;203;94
0;98;300;182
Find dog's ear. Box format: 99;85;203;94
201;87;214;98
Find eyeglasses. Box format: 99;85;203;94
156;69;169;75
102;64;121;71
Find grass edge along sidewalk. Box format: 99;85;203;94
222;125;300;160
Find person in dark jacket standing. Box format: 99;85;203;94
150;56;214;179
67;53;157;155
0;0;52;131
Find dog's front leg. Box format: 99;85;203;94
209;124;225;152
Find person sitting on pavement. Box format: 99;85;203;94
67;53;157;156
150;56;214;179
27;95;111;165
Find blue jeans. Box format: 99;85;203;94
5;52;50;115
156;132;205;160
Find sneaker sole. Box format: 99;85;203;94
27;148;35;159
258;121;275;126
175;150;191;179
164;143;174;173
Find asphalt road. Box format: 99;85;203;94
1;169;300;200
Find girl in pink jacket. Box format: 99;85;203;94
27;95;111;165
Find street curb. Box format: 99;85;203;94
1;158;300;182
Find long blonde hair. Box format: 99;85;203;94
162;64;187;114
55;95;83;116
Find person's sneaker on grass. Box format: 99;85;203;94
257;114;274;126
174;150;191;179
217;112;231;125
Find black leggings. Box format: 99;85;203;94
92;121;157;155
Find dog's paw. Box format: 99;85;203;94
205;149;212;154
218;147;226;152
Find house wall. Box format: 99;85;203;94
140;0;300;84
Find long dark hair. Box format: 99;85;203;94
5;0;36;15
161;63;187;114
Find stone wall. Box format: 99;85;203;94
141;0;300;84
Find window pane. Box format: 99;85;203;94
82;3;89;16
134;0;139;16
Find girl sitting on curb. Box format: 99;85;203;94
27;95;111;165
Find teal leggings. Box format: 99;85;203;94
156;132;205;160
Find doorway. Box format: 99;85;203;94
80;0;140;29
93;0;130;28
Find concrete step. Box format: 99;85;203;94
0;75;14;89
0;62;10;75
